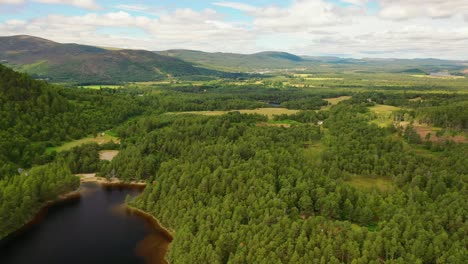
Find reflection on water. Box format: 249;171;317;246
137;233;170;264
0;183;171;264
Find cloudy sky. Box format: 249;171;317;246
1;0;467;59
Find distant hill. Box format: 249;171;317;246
157;50;309;71
397;68;428;74
158;49;466;74
1;35;466;80
0;35;213;83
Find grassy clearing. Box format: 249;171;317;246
369;104;401;115
409;97;423;102
257;119;302;128
369;104;401;127
346;175;394;192
47;132;119;153
170;108;300;119
257;122;291;128
370;118;394;127
134;81;172;85
305;77;344;81
293;74;312;78
304;142;325;164
292;74;344;81
410;75;465;79
268;119;302;125
80;85;122;89
324;96;352;105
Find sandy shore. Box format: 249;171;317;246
76;173;147;187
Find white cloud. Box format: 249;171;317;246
116;4;151;12
115;4;164;16
0;0;24;4
214;0;364;32
0;9;256;52
378;0;468;20
1;0;468;59
34;0;99;10
212;1;257;12
0;0;99;9
341;0;368;6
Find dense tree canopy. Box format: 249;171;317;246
105;106;467;263
0;65;144;178
0;65;466;263
0;163;79;239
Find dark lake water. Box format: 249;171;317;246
0;183;169;264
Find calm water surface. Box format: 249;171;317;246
0;183;167;264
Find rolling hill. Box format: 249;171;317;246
157;49;467;74
1;35;466;82
157;49;309;71
0;35;213;83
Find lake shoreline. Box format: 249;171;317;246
77;173;147;188
1;176;143;242
126;205;174;264
0;188;82;243
1;176;174;264
126;205;174;241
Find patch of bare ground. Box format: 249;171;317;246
409;97;423;102
99;150;119;161
398;122;468;143
256;122;291;128
76;174;147;187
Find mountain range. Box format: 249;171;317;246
1;35;466;84
0;35;209;83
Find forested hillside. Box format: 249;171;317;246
0;163;79;238
157;50;307;71
0;64;143;178
0;35;222;83
0;65;149;240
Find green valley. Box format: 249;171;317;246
0;36;467;264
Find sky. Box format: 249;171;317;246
0;0;467;59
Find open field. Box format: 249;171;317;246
346;175;394;192
80;85;123;89
135;81;172;85
409;97;423;102
257;122;291;128
292;74;343;80
411;75;465;79
369;104;401;115
324;96;352;105
170;108;300;119
256;119;302;128
271;72;468;93
369;104;401;127
47;132;119;153
304;77;344;81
